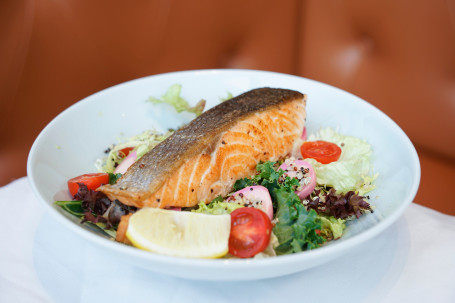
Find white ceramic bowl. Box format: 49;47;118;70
27;69;420;281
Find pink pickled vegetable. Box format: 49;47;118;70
114;150;137;174
228;185;273;220
279;159;316;199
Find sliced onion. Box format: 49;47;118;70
114;150;137;174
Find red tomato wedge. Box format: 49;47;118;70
300;140;342;164
228;207;272;258
67;173;110;197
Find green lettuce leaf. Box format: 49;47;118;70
219;91;234;102
319;216;346;240
54;200;117;238
147;84;206;116
54;200;84;217
192;201;243;215
273;188;325;255
305;127;377;195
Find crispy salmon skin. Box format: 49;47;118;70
99;87;307;208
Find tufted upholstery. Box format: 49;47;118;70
1;0;454;214
298;0;455;215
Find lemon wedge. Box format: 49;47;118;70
126;208;231;258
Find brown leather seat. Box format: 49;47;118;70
1;0;454;214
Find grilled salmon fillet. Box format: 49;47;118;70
99;87;307;208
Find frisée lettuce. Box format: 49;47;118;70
304;127;377;196
192;200;244;215
95;130;173;173
147;84;206;116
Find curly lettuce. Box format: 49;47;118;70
273;188;325;254
319;216;345;240
147;84;206;116
192;200;243;215
304;127;377;195
95;129;172;173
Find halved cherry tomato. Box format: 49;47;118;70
118;147;134;158
300;140;342;164
228;207;272;258
67;173;110;197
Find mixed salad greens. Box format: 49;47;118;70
55;85;377;259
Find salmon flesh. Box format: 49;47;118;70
99;87;307;208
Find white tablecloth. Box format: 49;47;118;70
1;177;454;303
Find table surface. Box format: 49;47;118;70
1;177;454;303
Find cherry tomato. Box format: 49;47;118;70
118;147;134;158
67;173;110;197
228;207;272;258
300;140;342;164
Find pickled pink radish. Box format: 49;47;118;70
228;185;273;220
114;150;137;174
301;127;307;141
279;159;316;199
